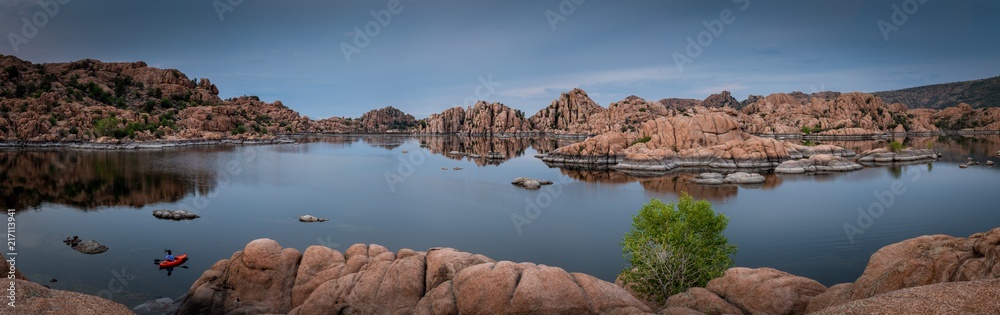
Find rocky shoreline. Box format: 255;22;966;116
4;226;998;314
0;137;294;150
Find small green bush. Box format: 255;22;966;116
631;136;652;146
620;193;737;304
888;140;904;153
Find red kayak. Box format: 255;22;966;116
159;254;188;268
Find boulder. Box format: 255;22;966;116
298;215;328;222
178;239;653;314
687;173;725;185
72;240;109;255
723;172;766;184
152;209;200;220
846;228;1000;301
809;279;1000;315
512;177;554;190
178;239;302;314
855;148;938;164
664;287;743;315
10;278;134;315
705;267;826;315
775;154;863;174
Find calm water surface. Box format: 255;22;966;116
3;135;999;308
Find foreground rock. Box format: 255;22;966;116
651;227;1000;315
177;239;652;314
807;227;1000;311
511;177;554;190
298;215;328;222
152;209;199;220
808;279;1000;315
131;297;175;314
3;258;133;314
775;155;863;174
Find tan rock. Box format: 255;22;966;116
706;267;826;315
809;279;1000;315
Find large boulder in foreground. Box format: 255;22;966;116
178;239;653;314
807;227;1000;311
809;279;1000;315
707;267;826;315
9;279;134;315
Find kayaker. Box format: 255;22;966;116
165;249;175;262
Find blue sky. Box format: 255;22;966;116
2;0;998;119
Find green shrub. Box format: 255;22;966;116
801;126;812;134
631;136;652;146
232;124;247;135
888;140;904;153
620;193;736;304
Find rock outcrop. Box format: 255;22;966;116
511;177;554;189
177;239;652;314
541;113;857;173
420;101;532;136
355;106;418;133
529;88;609;135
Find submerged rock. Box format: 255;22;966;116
152;209;200;220
298;215;328;223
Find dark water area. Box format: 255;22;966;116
3;135;999;308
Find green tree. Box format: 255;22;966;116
620;193;737;304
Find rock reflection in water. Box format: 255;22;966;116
0;149;218;211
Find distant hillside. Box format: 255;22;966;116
873;76;1000;109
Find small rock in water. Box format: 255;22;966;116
401;150;408;153
441;167;448;170
453;167;463;170
49;278;57;283
298;215;329;223
152;209;200;221
72;240;109;254
987;160;994;166
511;177;554;189
960;164;969;168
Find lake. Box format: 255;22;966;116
4;135;999;308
